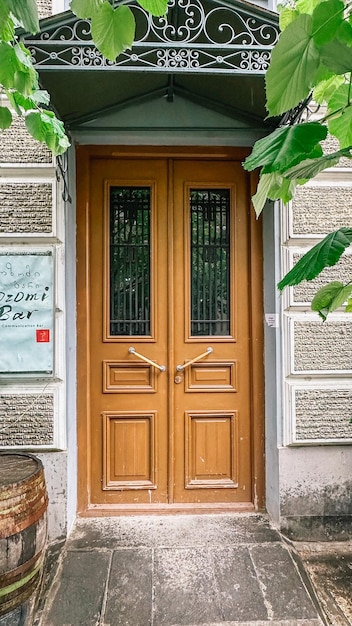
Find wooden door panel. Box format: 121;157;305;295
185;412;238;488
185;361;237;391
103;412;156;489
172;160;251;503
89;158;168;505
103;361;157;393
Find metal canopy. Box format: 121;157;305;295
23;0;279;128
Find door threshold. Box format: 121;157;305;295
80;502;256;517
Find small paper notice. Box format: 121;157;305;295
265;313;279;328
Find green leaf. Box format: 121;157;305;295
266;173;298;203
251;172;299;216
25;110;70;156
296;0;321;16
251;173;275;217
137;0;168;17
4;0;39;33
279;7;299;31
278;228;352;290
266;14;320;116
6;90;35;113
0;106;12;129
70;0;102;19
283;149;351;179
313;75;345;104
312;0;345;47
0;0;9;31
319;39;352;73
311;281;352;320
336;19;352;46
14;42;34;68
0;42;20;90
6;89;50;114
31;89;50;106
91;2;135;61
328;108;352;148
243;123;327;174
328;85;352;148
345;297;352;312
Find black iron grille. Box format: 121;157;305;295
190;189;231;336
109;186;151;336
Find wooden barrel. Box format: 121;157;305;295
0;453;48;617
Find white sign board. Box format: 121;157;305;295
0;252;54;374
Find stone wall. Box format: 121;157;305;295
279;141;352;538
0;87;67;539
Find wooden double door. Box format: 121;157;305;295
77;148;264;512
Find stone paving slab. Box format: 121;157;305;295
37;515;324;626
295;541;352;626
68;514;281;550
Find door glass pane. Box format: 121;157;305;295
190;189;230;336
109;186;151;336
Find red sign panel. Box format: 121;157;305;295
36;329;50;343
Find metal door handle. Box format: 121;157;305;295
128;347;166;372
176;347;213;371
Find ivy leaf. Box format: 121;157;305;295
4;0;39;33
0;106;12;129
91;2;135;60
319;39;352;74
278;228;352;290
266;14;320;116
283;149;351;179
312;0;345;48
311;281;352;320
243;123;327;174
328;85;352;148
70;0;102;19
25;110;70;155
137;0;168;17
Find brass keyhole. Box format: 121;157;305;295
174;375;182;384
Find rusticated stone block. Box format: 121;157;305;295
37;0;52;18
0;393;54;446
0;182;53;233
292;187;352;235
0;115;52;164
293;320;352;371
295;389;352;440
321;135;352;168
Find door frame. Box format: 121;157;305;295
76;145;264;516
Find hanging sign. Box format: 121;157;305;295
0;251;54;374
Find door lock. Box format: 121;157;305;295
174;375;183;384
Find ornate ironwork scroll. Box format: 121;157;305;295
25;0;279;74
